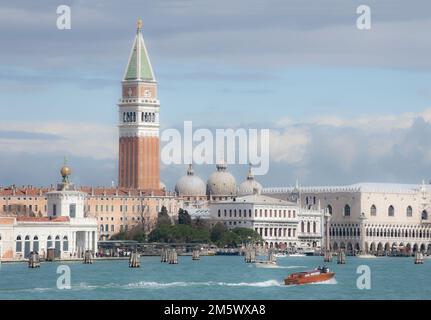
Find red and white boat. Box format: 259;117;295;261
284;266;335;285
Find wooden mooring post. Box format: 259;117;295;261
129;251;140;268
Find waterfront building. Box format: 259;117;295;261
264;182;431;254
0;165;98;260
209;191;323;249
0;185;182;242
118;19;160;190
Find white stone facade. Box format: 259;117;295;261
209;193;323;249
264;182;431;254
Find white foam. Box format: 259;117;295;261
122;280;282;289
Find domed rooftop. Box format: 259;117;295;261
206;162;237;197
175;164;206;197
238;166;262;196
160;181;166;191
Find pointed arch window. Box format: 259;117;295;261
388;205;395;217
344;205;351;217
370;204;377;216
406;206;413;217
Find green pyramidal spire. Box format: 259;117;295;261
124;19;155;81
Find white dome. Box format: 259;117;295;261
206;163;237;197
238;167;262;196
160;181;166;191
175;165;206;196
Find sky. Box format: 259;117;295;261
0;0;431;189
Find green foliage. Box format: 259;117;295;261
178;208;192;225
157;205;171;226
232;227;263;244
148;224;210;243
111;213;262;248
210;222;227;243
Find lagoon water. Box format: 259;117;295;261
0;256;430;299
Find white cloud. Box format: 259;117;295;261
0;121;117;160
269;127;311;164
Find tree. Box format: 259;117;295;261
210;222;227;243
178;208;192;225
157;205;171;226
218;231;240;247
232;227;262;244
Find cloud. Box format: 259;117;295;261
0;121;116;160
266;108;431;185
269;127;311;164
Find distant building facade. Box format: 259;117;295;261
264;182;431;254
209;193;323;249
0;165;98;260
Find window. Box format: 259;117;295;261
63;236;69;251
53;204;57;216
422;210;428;220
16;236;22;252
111;225;115;232
327;205;332;215
370;205;377;216
343;205;351;216
69;204;76;218
47;236;53;248
406;206;413;217
388;205;394;217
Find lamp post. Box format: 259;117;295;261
324;210;332;262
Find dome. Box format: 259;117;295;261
160;181;166;191
206;162;237;197
175;164;206;197
238;166;262;196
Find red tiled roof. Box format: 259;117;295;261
0;186;168;197
16;216;70;222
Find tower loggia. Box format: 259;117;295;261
118;19;160;190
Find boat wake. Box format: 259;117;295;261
310;278;338;285
122;279;282;289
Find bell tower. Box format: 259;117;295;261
118;19;160;190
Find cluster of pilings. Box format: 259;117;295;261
414;251;424;264
28;252;40;268
160;248;169;263
129;251;140;268
168;249;178;264
192;249;200;261
161;248;178;264
83;250;93;264
244;245;256;263
337;250;346;264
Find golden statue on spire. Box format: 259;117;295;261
137;18;143;32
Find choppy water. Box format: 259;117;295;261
0;256;429;299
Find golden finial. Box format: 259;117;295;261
60;156;71;183
137;18;143;32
